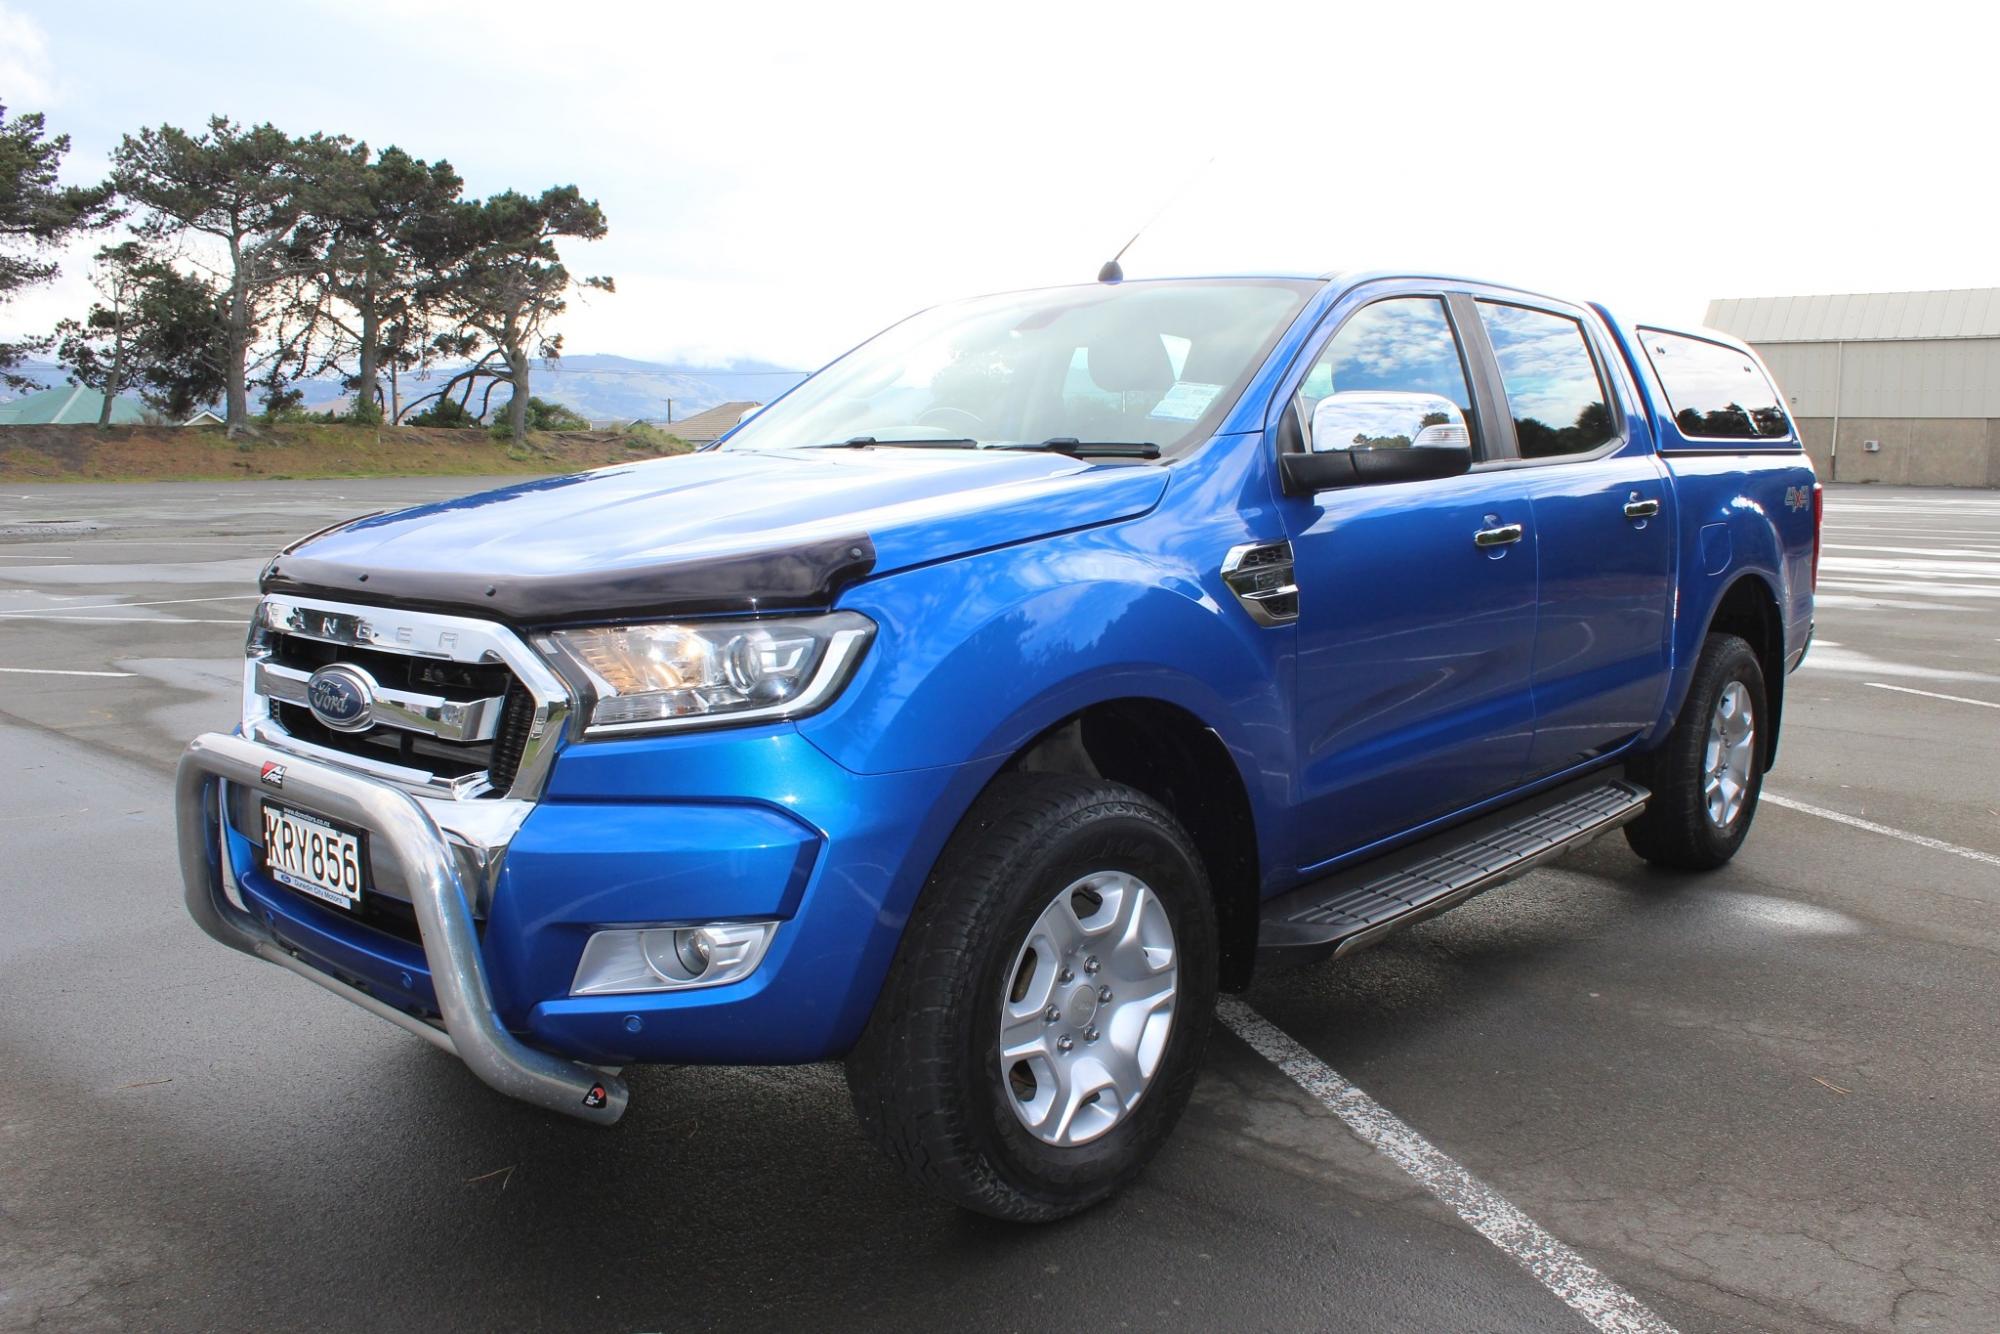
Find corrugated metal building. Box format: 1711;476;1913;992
1704;288;2000;487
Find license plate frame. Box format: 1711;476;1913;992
260;801;369;911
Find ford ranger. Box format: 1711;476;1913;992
176;272;1820;1221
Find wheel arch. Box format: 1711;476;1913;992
1689;571;1786;769
1003;698;1263;991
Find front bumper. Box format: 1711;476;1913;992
180;720;988;1119
176;731;629;1125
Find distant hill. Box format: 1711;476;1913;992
3;355;811;424
517;355;810;424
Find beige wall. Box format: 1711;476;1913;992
1760;339;2000;419
1791;417;2000;487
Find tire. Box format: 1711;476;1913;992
846;773;1218;1222
1625;632;1768;871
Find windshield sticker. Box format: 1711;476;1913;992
1150;381;1224;421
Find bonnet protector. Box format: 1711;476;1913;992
262;534;878;626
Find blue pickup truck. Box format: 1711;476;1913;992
177;272;1819;1220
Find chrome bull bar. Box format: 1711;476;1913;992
175;731;628;1126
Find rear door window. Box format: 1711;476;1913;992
1639;328;1791;440
1476;301;1619;459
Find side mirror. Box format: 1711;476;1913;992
1280;391;1473;494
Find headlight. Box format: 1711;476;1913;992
541;610;874;734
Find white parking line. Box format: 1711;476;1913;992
1763;794;2000;870
0;595;259;617
0;666;135;678
1218;997;1675;1334
1865;682;2000;710
0;614;249;624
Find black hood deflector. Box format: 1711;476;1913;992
262;534;877;627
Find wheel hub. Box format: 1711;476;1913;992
1066;984;1101;1030
997;871;1179;1146
1703;680;1756;828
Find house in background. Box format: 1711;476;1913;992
665;400;762;445
183;408;225;427
0;385;148;425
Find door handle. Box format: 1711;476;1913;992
1623;494;1661;519
1474;523;1524;548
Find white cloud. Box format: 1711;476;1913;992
0;4;53;106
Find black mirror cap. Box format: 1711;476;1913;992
1279;444;1472;495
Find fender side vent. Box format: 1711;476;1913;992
1222;541;1298;626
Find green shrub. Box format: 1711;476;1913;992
407;396;478;428
489;397;588;437
621;421;693;454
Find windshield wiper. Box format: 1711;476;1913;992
810;436;978;450
989;438;1161;459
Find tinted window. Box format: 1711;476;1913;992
1640;329;1791;440
1301;297;1477;451
1477;302;1618;459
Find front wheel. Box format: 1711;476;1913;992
846;774;1218;1222
1625;632;1768;870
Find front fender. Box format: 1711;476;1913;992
798;523;1295;884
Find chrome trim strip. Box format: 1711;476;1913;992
176;731;626;1125
255;660;507;743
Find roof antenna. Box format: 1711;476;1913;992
1098;155;1214;284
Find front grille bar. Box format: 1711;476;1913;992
255;660;507;743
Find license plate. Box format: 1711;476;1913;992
261;802;365;910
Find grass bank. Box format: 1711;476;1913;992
0;421;692;482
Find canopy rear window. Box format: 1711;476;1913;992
1640;328;1793;442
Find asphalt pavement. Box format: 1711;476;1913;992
1;479;1995;1333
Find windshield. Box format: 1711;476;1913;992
720;279;1317;457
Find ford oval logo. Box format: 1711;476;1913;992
305;664;374;732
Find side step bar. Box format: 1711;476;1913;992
1259;777;1650;965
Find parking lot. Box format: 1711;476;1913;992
1;478;1995;1333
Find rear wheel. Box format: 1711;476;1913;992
846;774;1217;1222
1625;632;1767;870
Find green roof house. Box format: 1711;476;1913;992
0;385;148;425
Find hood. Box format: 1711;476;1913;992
263;447;1170;624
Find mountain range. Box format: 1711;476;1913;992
1;354;812;425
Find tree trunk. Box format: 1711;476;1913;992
506;347;529;443
224;236;250;436
355;269;379;422
98;313;123;428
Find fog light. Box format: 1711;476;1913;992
571;921;777;996
675;928;711;975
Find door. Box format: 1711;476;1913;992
1280;293;1540;871
1469;298;1675;777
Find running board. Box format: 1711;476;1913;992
1259;777;1650;965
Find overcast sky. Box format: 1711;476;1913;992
4;0;1994;372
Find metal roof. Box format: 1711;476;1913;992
1706;288;2000;344
0;385;147;425
667;400;761;443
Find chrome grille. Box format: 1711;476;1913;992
243;595;572;802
